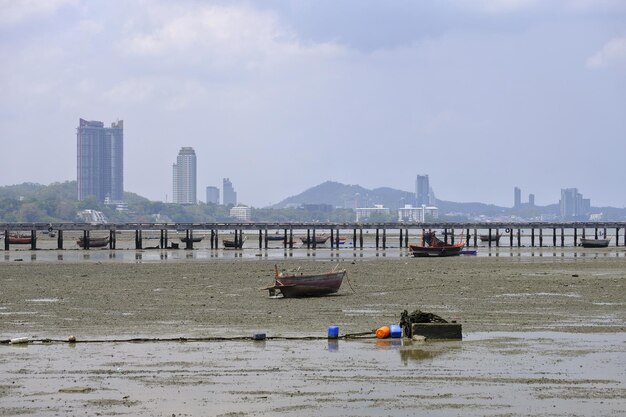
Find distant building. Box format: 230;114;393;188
77;118;124;203
206;186;220;204
76;209;108;224
528;193;535;206
514;187;521;208
223;178;237;206
355;204;390;221
398;204;439;223
172;147;197;204
415;175;430;206
230;205;252;221
560;188;590;219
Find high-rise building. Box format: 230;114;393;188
560;188;590;218
415;175;430;206
77;118;124;202
223;178;237;206
172;147;197;204
514;187;521;208
206;186;220;205
528;193;535;206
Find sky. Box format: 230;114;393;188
1;0;625;208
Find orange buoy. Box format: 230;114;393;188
376;326;390;339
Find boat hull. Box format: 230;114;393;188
409;244;464;257
77;238;109;248
223;239;244;248
269;270;345;298
579;238;610;248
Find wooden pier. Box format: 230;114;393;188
2;222;625;250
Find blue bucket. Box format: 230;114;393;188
327;326;339;339
390;324;402;338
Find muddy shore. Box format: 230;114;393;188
1;253;625;416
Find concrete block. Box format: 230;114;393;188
411;323;462;340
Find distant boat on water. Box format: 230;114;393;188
77;236;109;248
409;230;464;257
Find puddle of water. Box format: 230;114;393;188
1;332;623;416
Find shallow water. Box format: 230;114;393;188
1;332;624;416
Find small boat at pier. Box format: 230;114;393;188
579;238;610;248
409;230;464;257
264;265;346;298
77;236;109;248
479;233;502;242
7;234;32;244
223;237;246;248
299;235;330;245
180;236;203;243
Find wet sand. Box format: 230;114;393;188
1;252;625;415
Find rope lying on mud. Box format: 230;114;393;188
1;331;375;345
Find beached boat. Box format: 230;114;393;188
579;238;610;248
299;235;330;245
77;236;109;248
479;233;502;242
180;236;203;243
223;237;245;248
409;231;464;257
266;233;286;241
7;234;32;244
264;265;346;298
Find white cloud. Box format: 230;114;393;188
587;37;626;69
0;0;77;26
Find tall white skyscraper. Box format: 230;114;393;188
172;147;197;204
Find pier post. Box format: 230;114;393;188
359;228;363;249
604;227;607;240
283;229;287;249
306;229;311;249
517;229;521;247
30;230;36;250
375;228;379;249
210;230;214;249
488;228;492;248
83;230;89;250
561;227;565;247
573;228;577;246
582;228;586;239
473;228;477;247
382;228;386;250
539;228;543;247
405;229;409;248
4;230;8;251
330;228;335;250
616;228;620;247
353;229;357;249
289;228;293;249
531;228;535;247
399;229;403;248
467;228;471;247
312;229;317;249
509;228;513;247
444;228;449;245
451;229;454;245
495;228;499;248
57;230;63;250
595;228;598;239
214;229;218;248
136;229;143;250
421;229;425;246
552;227;556;247
259;229;263;250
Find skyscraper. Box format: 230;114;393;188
77;118;124;202
206;186;220;204
514;186;521;208
415;175;430;206
223;178;237;206
172;147;197;204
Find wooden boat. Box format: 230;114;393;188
180;236;203;243
299;235;330;245
264;265;346;298
266;233;286;241
409;231;464;257
7;234;32;244
77;236;109;248
223;237;246;248
579;238;610;248
479;233;502;242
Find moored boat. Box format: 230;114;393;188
579;238;610;248
7;234;32;244
223;237;246;248
77;236;109;248
264;265;346;298
409;230;464;257
479;233;502;242
180;236;203;243
299;235;330;245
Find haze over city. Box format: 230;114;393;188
1;1;625;208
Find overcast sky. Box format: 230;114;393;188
1;0;625;208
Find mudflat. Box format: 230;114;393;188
1;253;625;416
1;254;624;337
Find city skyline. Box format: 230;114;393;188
1;1;625;208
